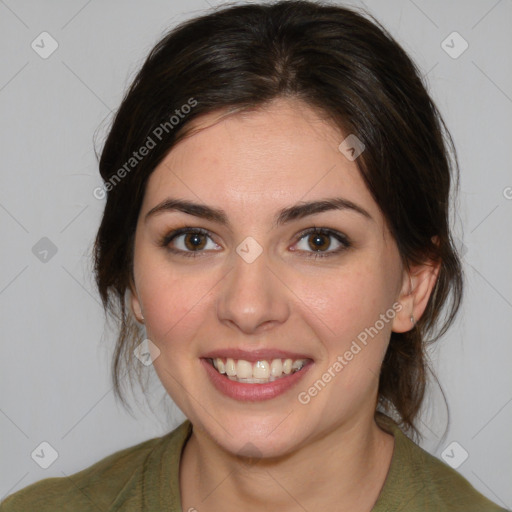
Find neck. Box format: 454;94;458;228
179;412;395;512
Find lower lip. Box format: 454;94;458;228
201;358;313;401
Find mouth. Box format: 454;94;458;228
206;357;310;383
200;351;314;401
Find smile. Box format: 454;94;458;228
200;352;314;401
208;357;308;383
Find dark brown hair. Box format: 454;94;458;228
93;0;463;437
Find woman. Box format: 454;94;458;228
1;1;507;510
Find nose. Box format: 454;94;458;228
216;246;290;335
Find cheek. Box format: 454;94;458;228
297;265;393;377
298;266;384;338
136;259;218;351
142;282;199;345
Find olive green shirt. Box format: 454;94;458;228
1;415;507;511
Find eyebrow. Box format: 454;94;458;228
144;196;374;227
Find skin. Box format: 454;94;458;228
129;97;440;511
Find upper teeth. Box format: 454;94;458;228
211;357;307;381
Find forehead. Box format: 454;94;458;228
141;98;384;230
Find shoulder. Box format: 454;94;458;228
376;414;509;511
0;421;191;512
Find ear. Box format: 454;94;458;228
392;238;441;333
128;276;145;324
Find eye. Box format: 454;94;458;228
292;227;351;259
159;227;220;258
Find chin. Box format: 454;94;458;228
194;410;311;460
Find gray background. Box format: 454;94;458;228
1;0;511;507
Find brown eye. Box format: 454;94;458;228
294;228;350;259
160;227;220;258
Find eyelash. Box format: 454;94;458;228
158;226;351;260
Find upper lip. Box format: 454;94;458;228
201;348;313;363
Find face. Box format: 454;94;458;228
130;97;412;458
